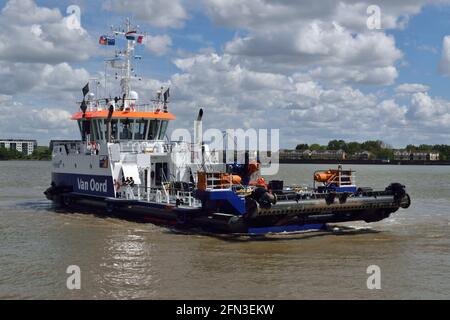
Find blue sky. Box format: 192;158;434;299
391;5;450;97
2;0;450;148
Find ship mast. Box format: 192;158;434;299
101;19;170;112
122;18;132;97
109;18;141;98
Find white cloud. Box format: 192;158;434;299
216;5;403;85
439;35;450;76
1;0;60;24
408;92;450;122
307;65;399;86
103;0;188;28
166;50;450;147
395;83;430;94
0;97;74;138
0;0;95;64
167;52;412;145
376;99;407;125
144;35;172;56
204;0;426;31
0;61;90;98
2;0;450;147
0;0;93;140
0;59;91;142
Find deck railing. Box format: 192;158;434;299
81;99;168;113
119;185;200;207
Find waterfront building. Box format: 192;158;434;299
309;149;346;160
0;139;38;156
279;149;346;160
354;151;372;160
279;149;303;160
393;150;440;161
428;152;440;161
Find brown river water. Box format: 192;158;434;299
0;161;449;299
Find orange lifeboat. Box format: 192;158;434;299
314;170;337;183
220;174;242;185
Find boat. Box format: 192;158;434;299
44;20;411;235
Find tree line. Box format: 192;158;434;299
295;140;450;160
0;146;51;161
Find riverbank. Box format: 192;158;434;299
279;159;450;165
4;159;449;165
0;146;51;161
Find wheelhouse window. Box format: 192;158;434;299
106;119;169;141
77;120;91;141
97;120;105;141
134;119;148;140
110;119;118;141
148;120;159;141
119;119;133;140
77;120;84;141
159;120;168;140
91;120;99;141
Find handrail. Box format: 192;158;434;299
78;98;168;113
326;173;338;185
314;168;355;189
128;185;200;207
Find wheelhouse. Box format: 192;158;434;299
72;111;176;143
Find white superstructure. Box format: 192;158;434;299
50;19;220;205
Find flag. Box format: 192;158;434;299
82;83;89;97
99;35;107;45
126;31;144;44
99;35;115;45
125;31;137;40
163;88;170;103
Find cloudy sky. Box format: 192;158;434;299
2;0;450;148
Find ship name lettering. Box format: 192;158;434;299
77;178;107;193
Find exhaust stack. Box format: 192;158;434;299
194;108;203;146
194;108;204;167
